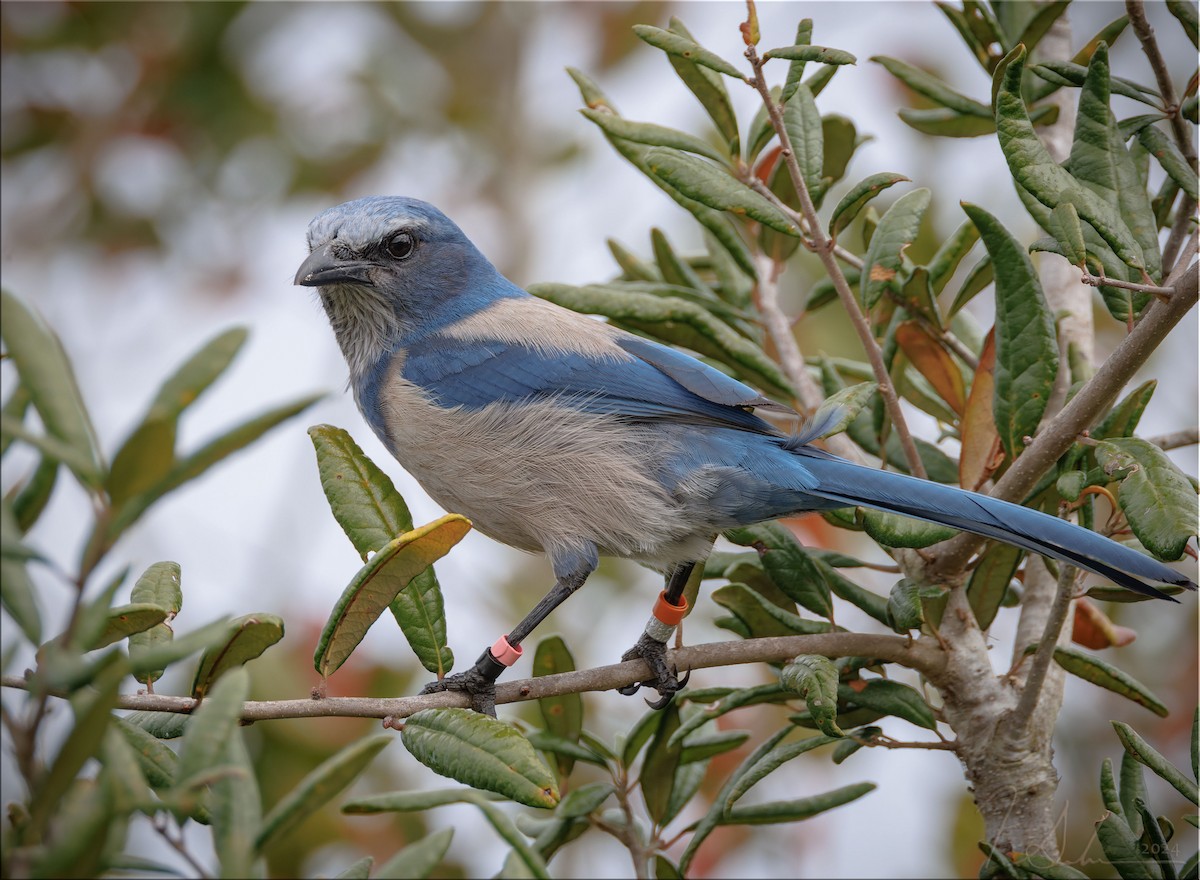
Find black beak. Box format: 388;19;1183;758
294;243;373;287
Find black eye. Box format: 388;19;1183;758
385;231;416;260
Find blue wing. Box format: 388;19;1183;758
402;328;790;434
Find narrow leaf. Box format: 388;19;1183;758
1112;721;1199;805
315;515;470;677
1054;647;1168;717
839;678;937;730
177;668;250;789
192;613;285;699
374;828;454;880
401;708;559;809
829;173;908;239
533;635;582;779
580;108;727;164
862;188;931;309
722;782;875;824
1138;124;1198;201
257;736;392;848
894;321;965;415
766;45;856;65
725;522;833;618
872;55;991;116
633;24;745;79
963;202;1058;458
959;330;1002;491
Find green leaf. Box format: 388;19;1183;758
108;327;248;507
899;107;999;138
861;188;931;309
725;522;833;618
555;782;617;820
872;55;991;117
830;173;909;239
862;511;958;549
315;514;470;678
780;656;843;736
838;678;937;730
724;733;841;809
680;729;751;765
1053;647;1168;717
1010;852;1091;880
130;560;183;613
374;828;454;880
818;560;890;625
529;282;791;398
533;635;583;779
401;708;559;809
962;202;1058;458
177;668;249;789
0;382;31;458
886;578;925;633
0;290;103;489
0;414;101;491
679;726;792;874
1094;438;1198;560
94;603;169;649
1016;0;1071;54
808;382;878;440
1101;756;1124;816
660;19;740;156
949;252;993;316
257;735;391;848
1167;0;1199;46
633;24;744;79
103;393;324;549
668;684;790;751
998;49;1146;272
129;616;231;680
1031;61;1163;107
0;497;42;643
644;148;800;236
191;613;285;699
1112;721;1199;805
649;229;713;294
1138;125;1199;202
308;424;419;558
580;109;728;164
27;655;123;837
1119;749;1148;837
1050;202;1087;267
765;44;856;65
722;782;875;824
967;542;1023;630
640;701;684;826
1095;812;1160;879
12;454;58;532
566;67;615;112
211;724;262;878
782;85;824;205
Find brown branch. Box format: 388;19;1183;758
2;633;942;723
1004;564;1079;743
1081;272;1177;299
1146;426;1200;450
742;39;927;479
1126;0;1197;170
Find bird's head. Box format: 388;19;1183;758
295;196;506;377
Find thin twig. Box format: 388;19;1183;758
1004;564;1078;742
1126;1;1197;171
742;35;927;479
751;251;817;412
152;816;213;880
2;632;943;722
1081;272;1176;298
1146;426;1200;450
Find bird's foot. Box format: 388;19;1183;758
419;649;506;716
617;633;690;709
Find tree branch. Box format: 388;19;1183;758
1146;426;1199;450
2;632;942;722
742;37;927;479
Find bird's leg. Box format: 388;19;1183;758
419;557;594;716
618;562;696;709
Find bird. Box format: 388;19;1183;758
296;195;1197;715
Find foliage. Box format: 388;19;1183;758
1;2;1196;878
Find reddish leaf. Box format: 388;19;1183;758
959;329;1003;491
895;320;966;415
1072;597;1137;649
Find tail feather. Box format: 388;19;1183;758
793;448;1197;600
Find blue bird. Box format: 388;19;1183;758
296;195;1196;715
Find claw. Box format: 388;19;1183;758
617;682;642;696
420;667;499;716
618;633;691;710
644;691;674;710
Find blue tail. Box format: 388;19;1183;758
788;446;1197;601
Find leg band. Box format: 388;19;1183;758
490;635;523;667
653;590;689;626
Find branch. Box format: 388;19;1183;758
742;37;927;479
1080;272;1176;299
1004;564;1079;742
1;633;943;722
1126;0;1197;171
929;258;1198;579
1147;426;1199;450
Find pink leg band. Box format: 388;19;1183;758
491;635;524;667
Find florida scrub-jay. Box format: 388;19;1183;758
296;196;1196;715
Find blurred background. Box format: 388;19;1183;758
2;2;1196;877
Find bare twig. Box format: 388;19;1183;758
1147;426;1200;450
2;632;943;722
1081;272;1177;299
1126;0;1198;171
1004;564;1079;742
742;37;927;479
